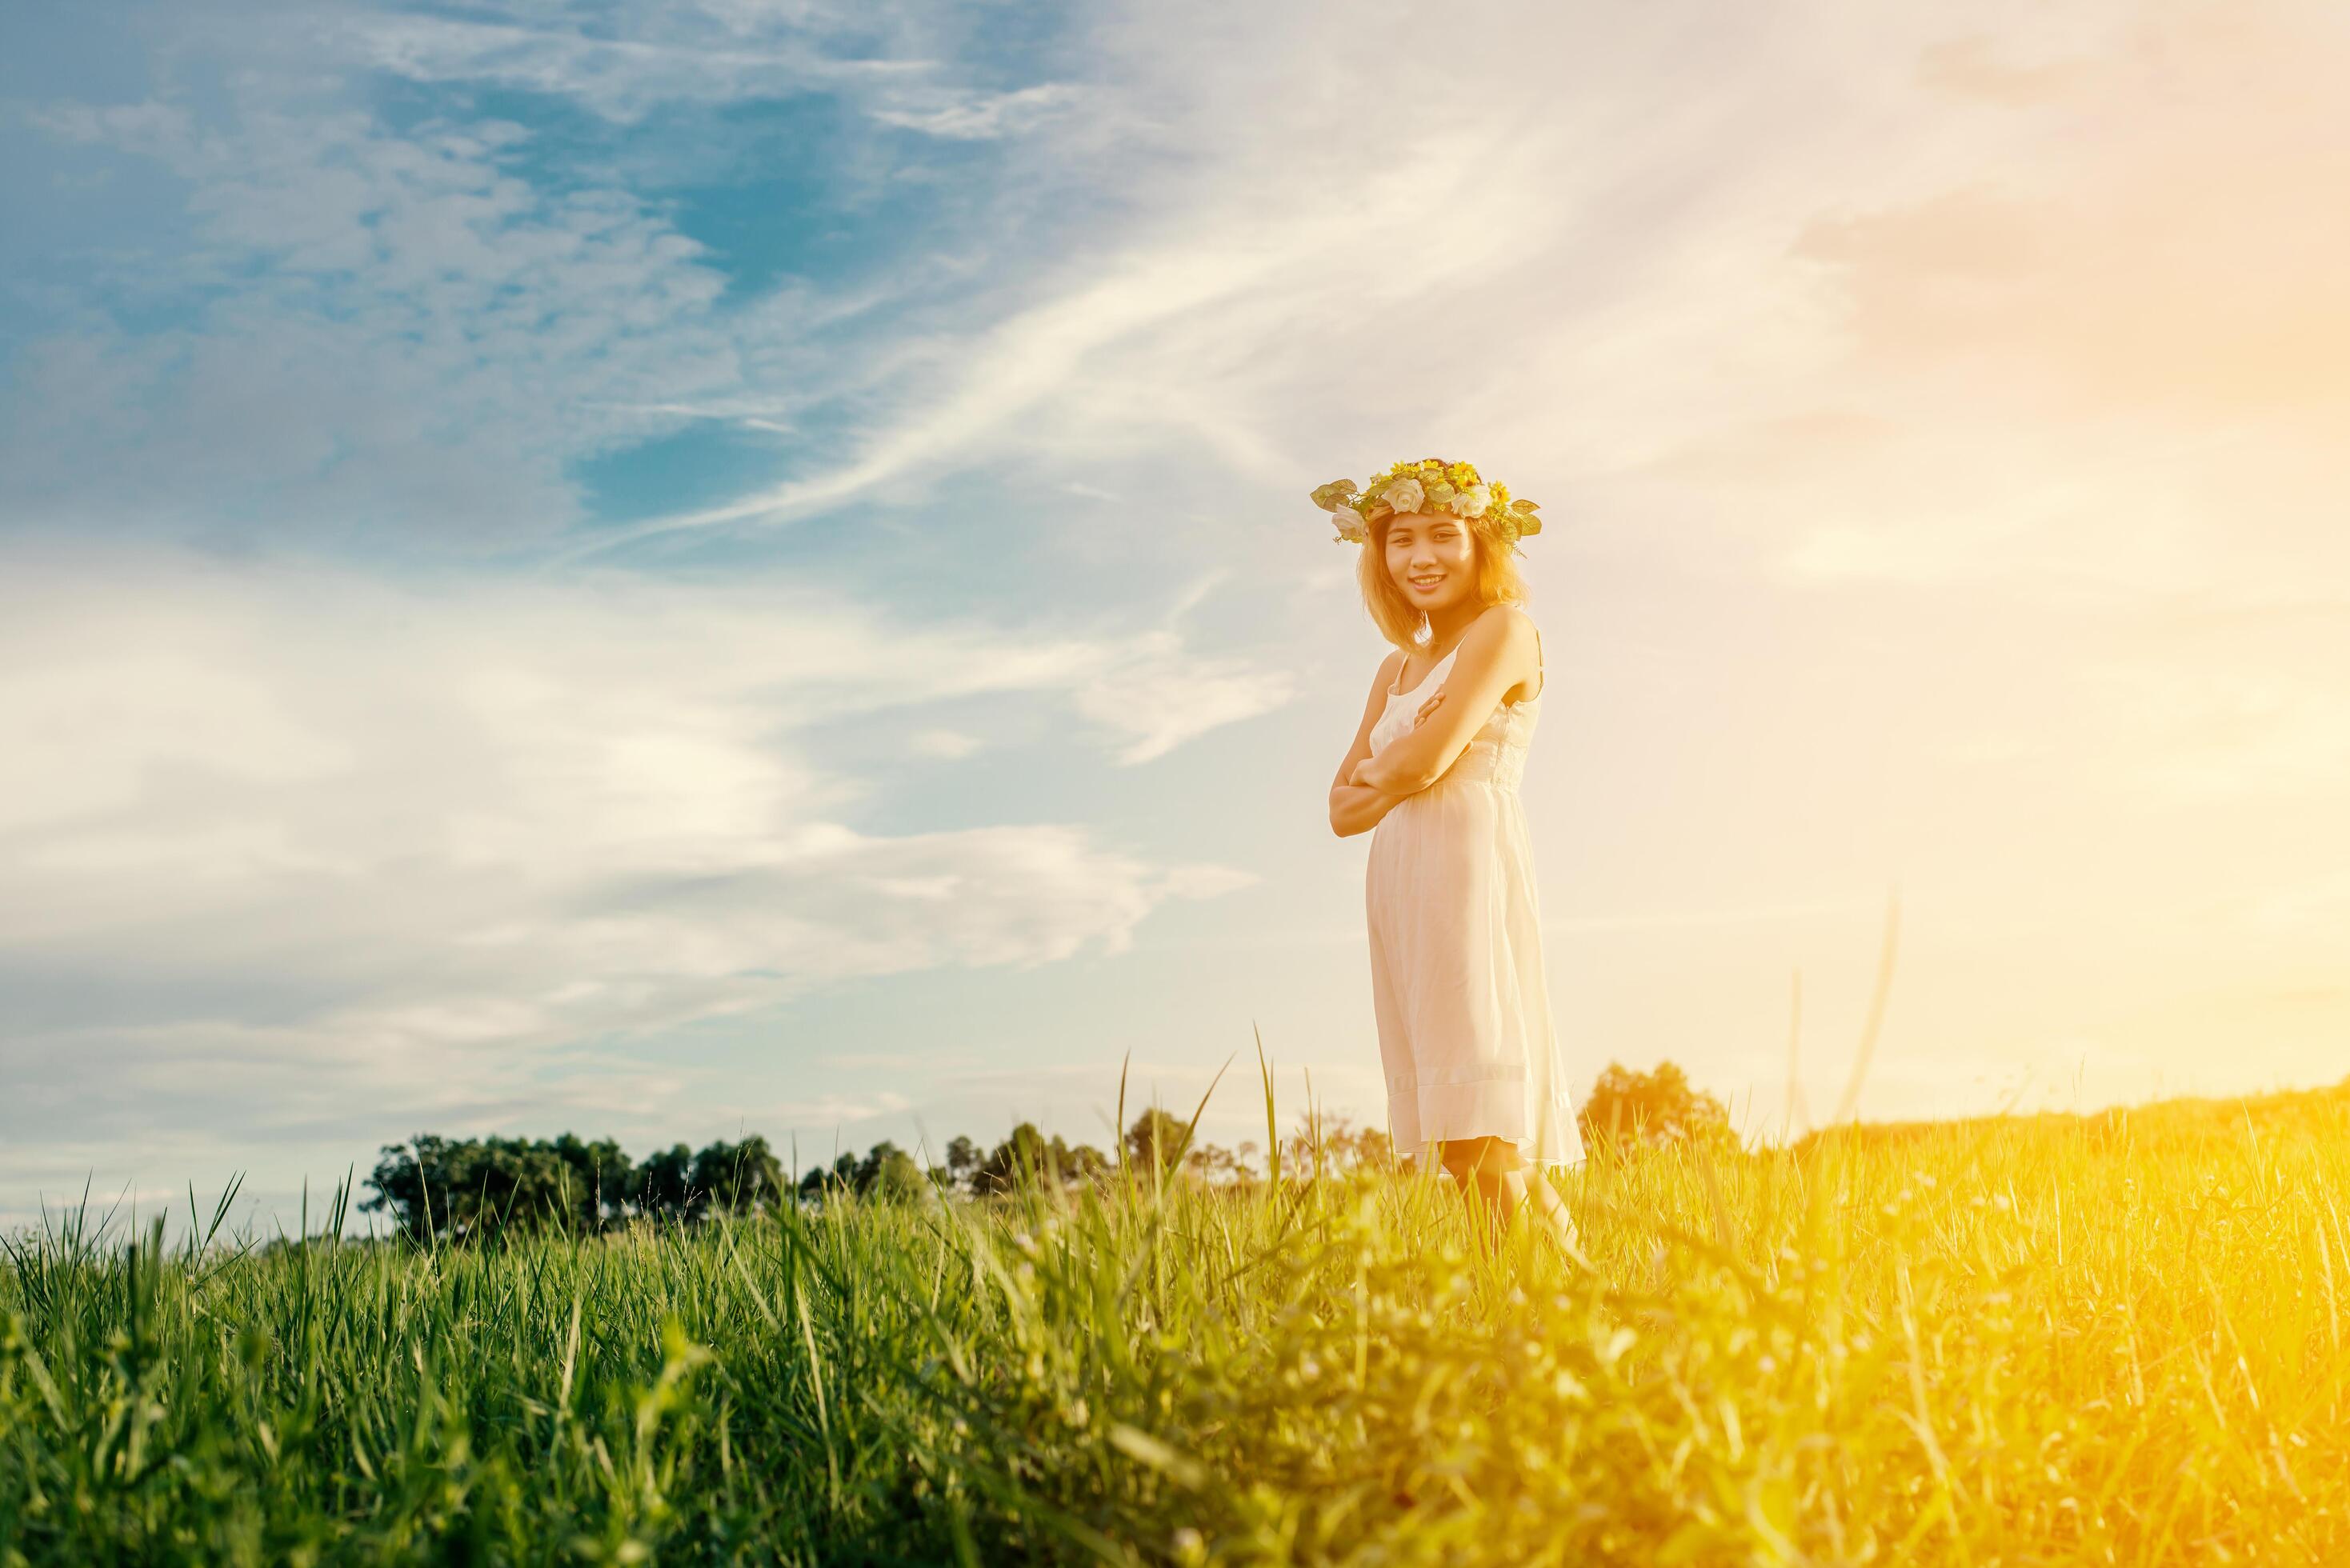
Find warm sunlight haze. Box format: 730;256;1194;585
3;2;2347;1558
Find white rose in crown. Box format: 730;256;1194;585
1451;483;1491;518
1382;477;1427;514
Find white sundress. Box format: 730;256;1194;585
1363;614;1584;1170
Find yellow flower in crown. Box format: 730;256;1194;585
1308;457;1544;547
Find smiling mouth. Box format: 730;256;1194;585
1408;574;1445;590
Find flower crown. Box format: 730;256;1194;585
1310;458;1542;547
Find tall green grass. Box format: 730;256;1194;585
5;1061;2348;1564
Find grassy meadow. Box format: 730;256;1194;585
5;1066;2348;1566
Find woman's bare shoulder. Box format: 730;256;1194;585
1471;602;1538;647
1471;606;1541;703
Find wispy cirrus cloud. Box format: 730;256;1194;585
334;11;928;125
329;2;1085;134
867;82;1088;140
2;0;1094;550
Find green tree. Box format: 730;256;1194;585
944;1135;982;1190
972;1123;1050;1194
799;1151;861;1202
693;1136;787;1214
972;1123;1110;1194
550;1134;633;1231
363;1127;792;1237
1281;1112;1395;1180
853;1140;929;1203
1123;1107;1195;1176
1054;1137;1113;1189
362;1137;450;1242
1578;1060;1739;1158
362;1134;585;1243
636;1143;699;1220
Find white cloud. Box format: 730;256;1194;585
907;726;983;759
1073;632;1299;766
2;91;759;543
771;1090;915;1125
591;109;1580;546
336;14;883;124
2;0;1118;554
582;1;2200;554
0;542;1267;1142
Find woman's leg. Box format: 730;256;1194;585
1522;1166;1587;1265
1438;1137;1523;1251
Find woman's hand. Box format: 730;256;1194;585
1350;690;1444;790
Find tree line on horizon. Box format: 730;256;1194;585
359;1060;1734;1242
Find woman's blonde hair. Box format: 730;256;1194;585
1357;511;1531;651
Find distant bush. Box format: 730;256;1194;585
1577;1059;1738;1159
797;1139;934;1204
967;1121;1113;1195
355;1065;1737;1246
362;1132;784;1242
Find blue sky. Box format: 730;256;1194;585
6;0;2350;1237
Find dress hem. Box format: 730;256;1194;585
1389;1082;1585;1170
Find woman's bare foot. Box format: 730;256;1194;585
1523;1172;1592;1270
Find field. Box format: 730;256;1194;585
5;1075;2348;1566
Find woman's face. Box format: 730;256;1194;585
1382;510;1477;614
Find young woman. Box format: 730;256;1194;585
1318;459;1584;1258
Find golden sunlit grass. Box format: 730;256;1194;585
5;1054;2347;1564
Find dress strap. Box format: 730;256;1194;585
1389;637;1462;698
